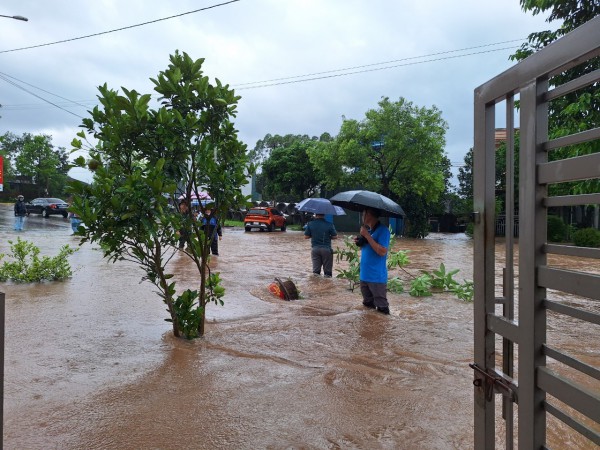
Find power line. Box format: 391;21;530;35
0;101;96;111
234;46;519;90
0;0;241;54
0;71;91;109
0;73;85;118
234;39;525;87
1;39;524;112
0;40;522;119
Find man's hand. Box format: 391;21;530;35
359;225;369;238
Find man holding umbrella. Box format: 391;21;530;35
304;213;338;277
355;207;391;314
297;198;344;278
330;190;404;316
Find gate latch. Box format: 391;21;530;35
469;363;518;403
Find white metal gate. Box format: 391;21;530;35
472;15;600;449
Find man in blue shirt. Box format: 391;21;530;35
355;207;390;315
201;209;223;255
304;213;338;277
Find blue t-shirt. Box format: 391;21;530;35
359;222;390;283
304;218;337;249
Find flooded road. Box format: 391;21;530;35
1;205;598;449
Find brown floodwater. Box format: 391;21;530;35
1;205;598;449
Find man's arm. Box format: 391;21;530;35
359;226;387;256
304;223;311;239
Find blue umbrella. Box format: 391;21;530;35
296;198;346;215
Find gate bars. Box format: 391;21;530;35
473;15;600;449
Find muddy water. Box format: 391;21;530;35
1;206;598;449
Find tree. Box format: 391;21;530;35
16;135;69;197
511;0;600;195
429;154;455;215
0;132;19;184
69;51;250;339
258;135;323;201
308;96;449;237
457;148;473;203
455;140;522;217
0;132;69;197
452;148;475;218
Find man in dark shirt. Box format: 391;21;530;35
304;213;338;277
14;195;27;231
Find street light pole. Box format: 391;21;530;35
0;14;28;21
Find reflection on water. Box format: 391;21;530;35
1;205;598;449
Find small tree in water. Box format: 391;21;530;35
68;51;251;338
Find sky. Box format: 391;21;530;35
0;0;555;184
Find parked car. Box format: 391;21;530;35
25;197;69;218
244;207;287;232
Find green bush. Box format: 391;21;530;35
548;215;568;242
334;236;360;291
572;227;600;248
334;238;474;302
0;238;76;282
465;222;474;238
387;276;404;293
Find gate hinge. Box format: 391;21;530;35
469;363;518;403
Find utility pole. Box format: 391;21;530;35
0;15;27;448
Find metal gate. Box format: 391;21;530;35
472;15;600;449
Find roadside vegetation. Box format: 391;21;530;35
252;96;452;238
334;233;474;302
0;1;597;337
0;238;76;282
0;132;70;200
68;51;250;339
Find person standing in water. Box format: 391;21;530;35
355;207;391;315
67;197;82;234
68;211;82;234
178;201;191;250
14;195;27;231
304;213;338;277
201;209;222;255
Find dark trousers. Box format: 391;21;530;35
206;226;219;255
311;247;333;277
360;281;388;308
178;229;187;249
210;235;219;255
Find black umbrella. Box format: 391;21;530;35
329;190;406;218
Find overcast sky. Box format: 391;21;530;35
0;0;554;183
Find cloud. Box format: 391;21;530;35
1;0;554;183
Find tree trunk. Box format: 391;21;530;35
165;296;181;338
154;242;181;338
198;303;206;337
196;245;210;337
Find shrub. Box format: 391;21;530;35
572;227;600;248
387;276;404;293
465;222;474;238
0;238;76;282
409;274;433;297
548;215;568;242
334;236;360;291
334;238;474;302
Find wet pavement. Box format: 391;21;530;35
1;205;598;449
